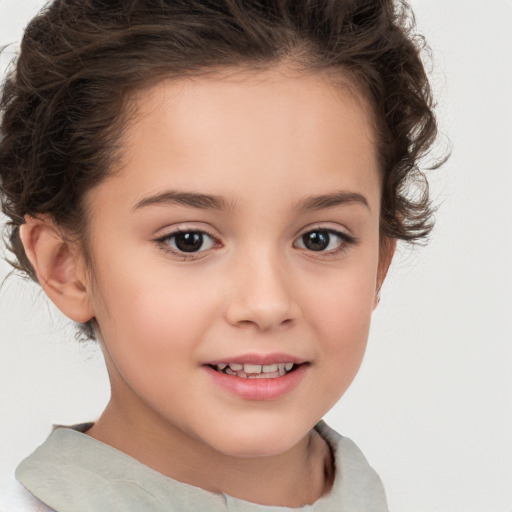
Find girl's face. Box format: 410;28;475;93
81;68;387;457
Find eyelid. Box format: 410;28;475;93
293;225;357;253
154;224;222;260
153;223;357;260
294;222;355;240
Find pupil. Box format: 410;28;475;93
303;231;329;251
175;232;203;252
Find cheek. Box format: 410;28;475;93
307;256;377;333
314;292;373;368
90;269;218;407
90;259;220;358
304;261;377;383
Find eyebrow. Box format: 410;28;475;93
133;190;232;211
133;189;369;213
295;191;370;212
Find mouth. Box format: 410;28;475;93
203;356;309;400
207;362;301;379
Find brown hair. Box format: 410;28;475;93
1;0;442;339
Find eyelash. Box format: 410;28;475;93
155;228;220;261
293;228;357;256
155;227;357;260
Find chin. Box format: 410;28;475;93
200;418;313;459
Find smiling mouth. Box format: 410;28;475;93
208;362;301;379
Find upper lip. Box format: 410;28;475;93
205;353;308;366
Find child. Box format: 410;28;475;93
0;0;440;510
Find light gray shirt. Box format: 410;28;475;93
12;421;388;511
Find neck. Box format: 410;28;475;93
86;400;334;507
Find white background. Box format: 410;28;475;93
1;0;511;511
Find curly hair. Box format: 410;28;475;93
0;0;441;339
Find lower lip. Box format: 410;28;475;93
203;364;308;401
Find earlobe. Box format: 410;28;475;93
19;216;95;323
374;237;397;309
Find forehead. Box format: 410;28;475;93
129;66;376;151
91;67;380;214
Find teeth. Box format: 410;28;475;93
243;363;262;374
215;361;297;378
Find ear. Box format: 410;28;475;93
374;237;396;309
19;215;94;323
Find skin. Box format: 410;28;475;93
22;67;394;507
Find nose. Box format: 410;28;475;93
224;248;301;332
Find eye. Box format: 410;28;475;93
294;228;355;253
158;230;217;254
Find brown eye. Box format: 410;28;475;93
294;228;355;253
174;232;204;252
301;231;330;251
163;231;215;253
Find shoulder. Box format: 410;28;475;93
315;421;389;512
14;426;228;512
1;475;54;512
